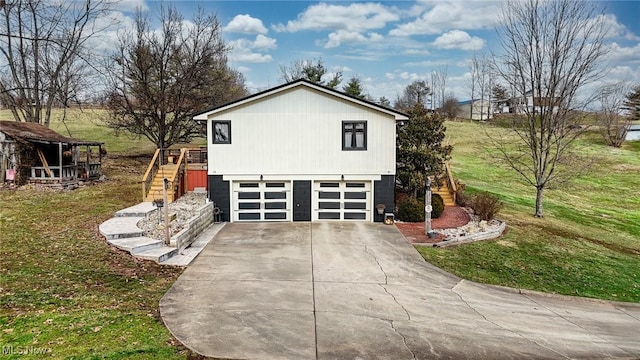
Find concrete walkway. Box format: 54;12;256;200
160;222;640;359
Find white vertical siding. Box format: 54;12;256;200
206;87;396;176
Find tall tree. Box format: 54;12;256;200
597;82;632;147
104;5;247;150
431;67;448;110
623;84;640;121
378;96;391;108
440;95;460;120
397;103;452;197
0;0;111;126
491;84;509;113
491;0;607;217
342;76;367;99
395;80;430;111
279;58;341;89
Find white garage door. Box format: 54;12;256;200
313;181;371;221
232;181;291;221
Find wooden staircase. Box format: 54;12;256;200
432;180;455;206
142;148;187;204
144;164;178;203
431;162;457;207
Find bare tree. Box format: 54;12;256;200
0;0;111;126
430;66;447;110
491;0;607;217
440;94;460;120
597;82;632;147
104;5;247;150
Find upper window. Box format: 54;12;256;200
342;121;367;151
212;121;231;144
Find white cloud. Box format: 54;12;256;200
403;48;430;56
224;14;268;34
275;3;399;33
231;52;273;63
228;35;276;63
390;1;500;36
253;34;277;50
113;0;148;13
433;30;485;51
333;65;352;72
605;42;640;63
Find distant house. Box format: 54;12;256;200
457;99;492;121
193;79;408;222
626;125;640;141
0;121;104;188
508;90;561;115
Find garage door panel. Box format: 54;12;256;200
313;181;370;221
319;191;340;199
344;202;366;210
233;182;291;222
265;202;287;209
238;202;261;210
238;192;260;199
265;192;286;199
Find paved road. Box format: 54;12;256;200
160;222;640;359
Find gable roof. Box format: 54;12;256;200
0;121;103;146
193;79;409;121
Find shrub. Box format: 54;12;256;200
472;192;503;221
397;197;424;222
431;193;445;219
455;189;473;208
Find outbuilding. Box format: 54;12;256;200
0;121;104;188
193;79;408;222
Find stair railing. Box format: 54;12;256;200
167;148;188;201
444;161;457;205
142;149;161;201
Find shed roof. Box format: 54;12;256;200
0;121;103;146
193;79;409;121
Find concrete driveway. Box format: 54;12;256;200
160;222;640;359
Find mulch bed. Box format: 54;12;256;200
395;206;471;244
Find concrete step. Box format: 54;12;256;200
99;216;144;240
108;236;163;254
115;202;157;217
136;246;178;263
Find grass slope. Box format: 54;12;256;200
0;112;192;359
417;121;640;302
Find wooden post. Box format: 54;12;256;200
58;142;63;181
163;178;170;245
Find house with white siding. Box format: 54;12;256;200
193;79;408;222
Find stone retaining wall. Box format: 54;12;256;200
170;202;214;251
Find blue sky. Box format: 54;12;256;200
113;0;640;103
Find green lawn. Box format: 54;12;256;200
0;111;193;359
417;120;640;302
1;112;638;359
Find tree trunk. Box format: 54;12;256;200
535;186;544;217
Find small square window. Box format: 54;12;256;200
212;121;231;144
343;121;367;150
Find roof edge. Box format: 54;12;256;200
193;79;409;121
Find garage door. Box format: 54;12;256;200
313;181;371;221
232;181;290;221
